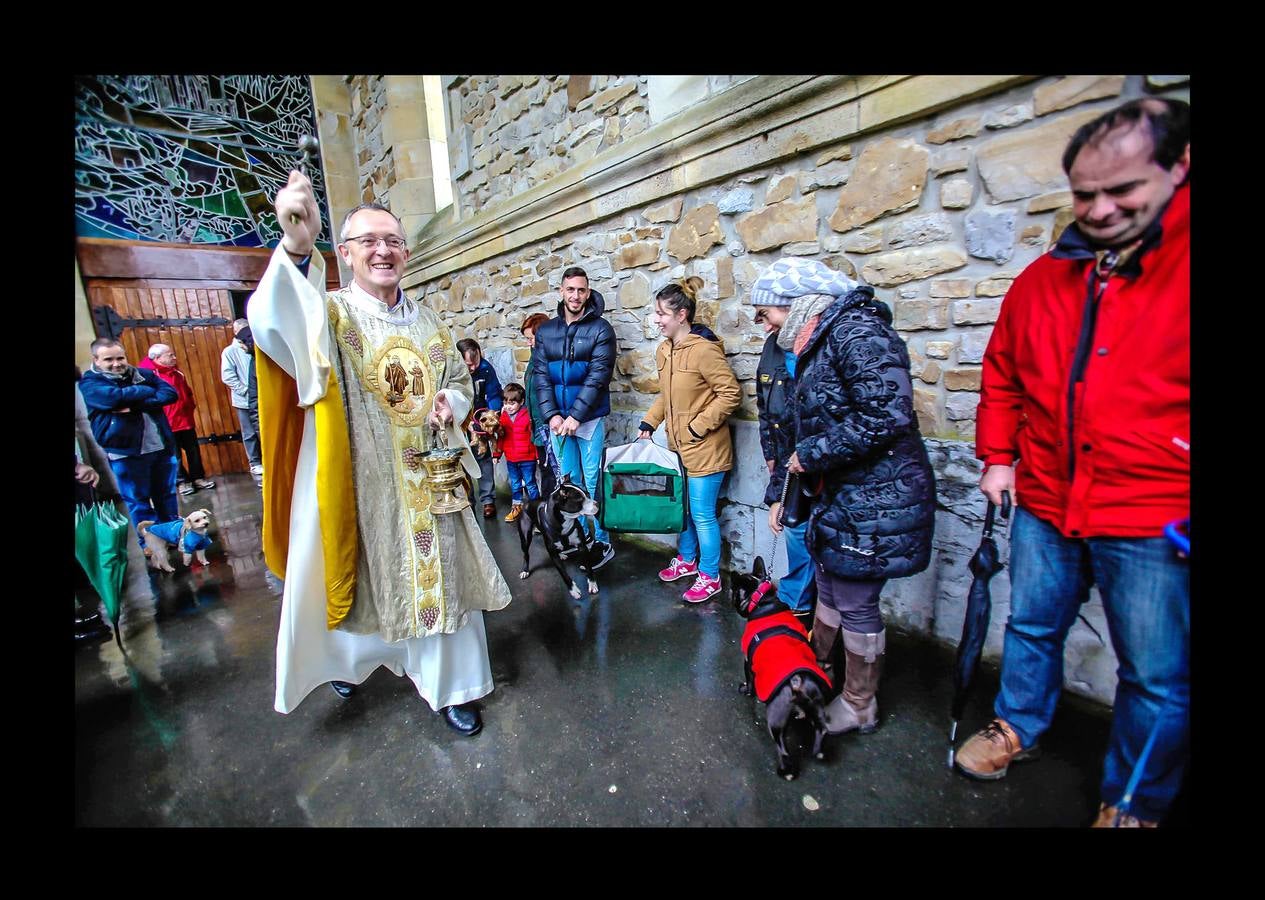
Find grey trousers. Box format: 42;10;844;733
476;452;496;505
236;406;261;467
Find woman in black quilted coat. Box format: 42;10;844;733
754;257;935;738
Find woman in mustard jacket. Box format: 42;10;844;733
638;277;741;603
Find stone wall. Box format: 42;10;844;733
375;74;1188;705
445;76;652;218
349;76;392;206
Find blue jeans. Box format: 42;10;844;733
678;471;724;579
550;422;609;544
506;460;540;503
781;521;816;612
995;508;1189;822
111;449;180;549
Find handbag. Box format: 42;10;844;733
778;471;820;529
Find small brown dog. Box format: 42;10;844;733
138;508;214;572
469;408;505;459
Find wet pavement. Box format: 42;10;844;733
76;474;1127;827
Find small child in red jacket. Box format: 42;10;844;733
499;383;540;522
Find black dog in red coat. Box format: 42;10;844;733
733;556;832;780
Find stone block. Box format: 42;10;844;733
945;391;980;421
1146;75;1190;89
926;340;954;359
593;81;638;114
976;108;1101;202
668;204;725;261
927;116;981;144
1051;208;1077;246
644;197;684;224
717;188;755;215
940;179;973;209
735;197;819;253
783;241;820;256
975;275;1016;297
1028;191;1073;213
862;246;967;288
815;143;853;166
983;104;1034;130
887;213;954;250
799;160;851;192
765;174;796;204
821;256;857;278
1021;225;1045;245
958;330;992;365
945;367;982;391
567;76;592;110
1033;75;1126;116
920;360;942;384
893;297;950;331
952;298;1002;325
840;226;883;253
913;385;943;435
931;147;971;177
965;208;1017;264
829;138;930;232
930;278;972;298
717;256;735;300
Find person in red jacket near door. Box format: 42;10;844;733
953;98;1189;828
140;343;215;496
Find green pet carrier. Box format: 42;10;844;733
599;439;688;534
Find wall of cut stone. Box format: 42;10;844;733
383;74;1189;706
443;76;652;217
349;75;393;206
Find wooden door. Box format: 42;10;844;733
85;283;246;476
77;238;342;477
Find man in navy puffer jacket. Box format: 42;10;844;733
530;266;617;566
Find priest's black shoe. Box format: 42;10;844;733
330;681;356;699
440;703;482;736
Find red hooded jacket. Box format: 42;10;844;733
976;184;1189;538
499;406;537;463
138;357;198;433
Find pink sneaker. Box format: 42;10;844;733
659;556;698;582
682;572;721;603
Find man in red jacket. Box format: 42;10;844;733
141;344;215;496
955;99;1189;828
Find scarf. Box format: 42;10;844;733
777;293;838;353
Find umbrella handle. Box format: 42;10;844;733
982;490;1013;538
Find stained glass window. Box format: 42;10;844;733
75;75;332;250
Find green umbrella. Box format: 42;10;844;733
75;500;130;647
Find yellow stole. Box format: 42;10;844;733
256;275;359;630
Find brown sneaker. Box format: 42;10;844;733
955;718;1040;780
1091;803;1158;828
482;503;496;518
504;504;522;523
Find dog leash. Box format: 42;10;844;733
764;468;794;581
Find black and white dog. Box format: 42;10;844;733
733;556;832;780
517;475;602;599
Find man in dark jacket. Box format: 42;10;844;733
79;337;180;553
457;338;504;518
955;99;1190;829
758;257;936;738
530;266;616;567
753;304;816;621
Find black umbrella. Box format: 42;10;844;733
947;490;1010;768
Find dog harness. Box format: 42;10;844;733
741;607;831;702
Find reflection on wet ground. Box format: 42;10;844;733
76;475;1172;827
